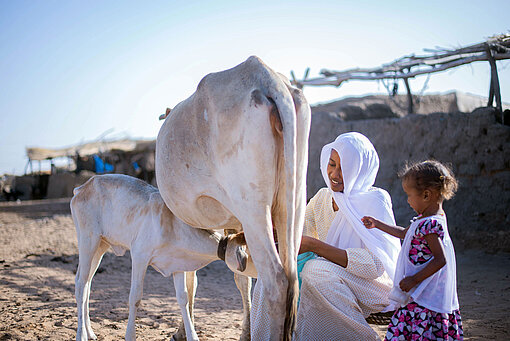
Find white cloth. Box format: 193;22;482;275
295;254;389;341
291;188;394;340
320;132;401;281
394;214;459;313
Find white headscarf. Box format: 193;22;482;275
320;132;401;280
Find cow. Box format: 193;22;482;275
156;56;311;340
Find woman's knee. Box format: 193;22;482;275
301;259;345;287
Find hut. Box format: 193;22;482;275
5;138;156;200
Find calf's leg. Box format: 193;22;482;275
172;271;197;341
234;273;252;341
173;272;199;341
125;256;149;341
76;235;102;341
84;241;109;339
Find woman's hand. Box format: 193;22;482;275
299;236;317;254
399;276;418;292
299;236;348;268
361;216;379;229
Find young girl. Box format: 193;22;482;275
362;160;463;340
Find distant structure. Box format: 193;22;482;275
25;138;155;180
0;138;156;201
291;34;510;122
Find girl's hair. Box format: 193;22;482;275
398;160;458;201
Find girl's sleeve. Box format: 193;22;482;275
345;248;386;280
416;218;444;239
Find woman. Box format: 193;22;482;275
293;132;401;340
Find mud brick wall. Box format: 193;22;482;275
307;107;510;251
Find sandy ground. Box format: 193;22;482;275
0;198;509;340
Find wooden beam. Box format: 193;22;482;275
298;52;510;88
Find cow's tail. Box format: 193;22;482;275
268;85;299;341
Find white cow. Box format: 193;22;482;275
156;56;311;340
71;174;253;341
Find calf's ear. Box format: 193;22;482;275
236;246;248;272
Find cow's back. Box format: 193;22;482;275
156;56;289;230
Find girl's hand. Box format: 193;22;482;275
361;216;378;229
399;276;418;292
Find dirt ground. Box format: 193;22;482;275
0;199;509;340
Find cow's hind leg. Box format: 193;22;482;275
172;271;197;341
239;210;288;341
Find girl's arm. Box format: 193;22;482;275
299;236;348;267
361;216;408;239
399;233;447;292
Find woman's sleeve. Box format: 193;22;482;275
302;195;318;239
345;248;386;280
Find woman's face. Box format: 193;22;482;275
327;149;344;192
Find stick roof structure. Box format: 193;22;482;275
26;138;155;161
292;33;510;119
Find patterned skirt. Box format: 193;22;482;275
385;301;463;340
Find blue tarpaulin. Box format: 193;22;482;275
93;155;114;174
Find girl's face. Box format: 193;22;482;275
327;149;344;192
402;178;428;215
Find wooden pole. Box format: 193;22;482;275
403;76;413;114
488;79;494;107
24;159;30;175
486;45;503;120
487;47;494;107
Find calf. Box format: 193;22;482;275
71;174;252;341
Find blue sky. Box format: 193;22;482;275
1;1;509;175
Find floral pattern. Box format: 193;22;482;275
385;301;463;340
386;216;463;340
408;218;445;265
